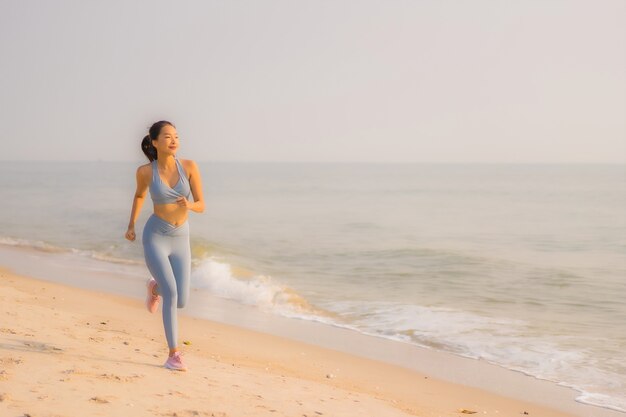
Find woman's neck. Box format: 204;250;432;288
156;155;176;170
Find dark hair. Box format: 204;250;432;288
141;120;175;162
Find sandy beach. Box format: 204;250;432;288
0;264;612;417
3;0;626;413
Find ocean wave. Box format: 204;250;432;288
319;300;626;413
190;257;337;320
0;236;70;253
0;235;143;266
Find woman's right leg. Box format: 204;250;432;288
142;218;179;350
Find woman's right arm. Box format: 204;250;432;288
125;166;150;241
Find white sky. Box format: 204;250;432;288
1;0;624;163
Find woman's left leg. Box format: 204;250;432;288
169;225;191;309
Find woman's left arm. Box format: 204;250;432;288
177;160;205;213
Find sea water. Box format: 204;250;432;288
1;161;624;411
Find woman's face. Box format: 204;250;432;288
152;125;179;157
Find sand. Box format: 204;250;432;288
0;266;611;417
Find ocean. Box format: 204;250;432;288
1;161;624;411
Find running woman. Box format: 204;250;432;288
125;120;205;371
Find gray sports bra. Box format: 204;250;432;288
149;158;192;205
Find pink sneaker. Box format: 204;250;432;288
146;278;160;314
164;351;187;371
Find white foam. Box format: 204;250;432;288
576;392;626;413
0;235;146;269
0;236;66;252
190;258;321;318
320;299;626;413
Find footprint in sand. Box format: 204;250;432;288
0;357;23;365
160;411;227;417
98;373;144;382
22;341;63;352
60;368;144;383
0;328;17;334
168;389;191;398
90;396;113;404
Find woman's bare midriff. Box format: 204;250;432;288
153;203;188;226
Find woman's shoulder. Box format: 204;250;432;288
136;162;153;177
179;158;198;172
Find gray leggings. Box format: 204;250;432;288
142;214;191;349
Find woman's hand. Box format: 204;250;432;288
176;196;193;209
125;226;136;241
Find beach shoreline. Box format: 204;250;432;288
0;247;622;417
2;162;625;414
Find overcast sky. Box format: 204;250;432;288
1;0;624;163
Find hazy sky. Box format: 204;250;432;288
1;1;624;163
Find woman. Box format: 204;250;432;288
125;120;205;371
